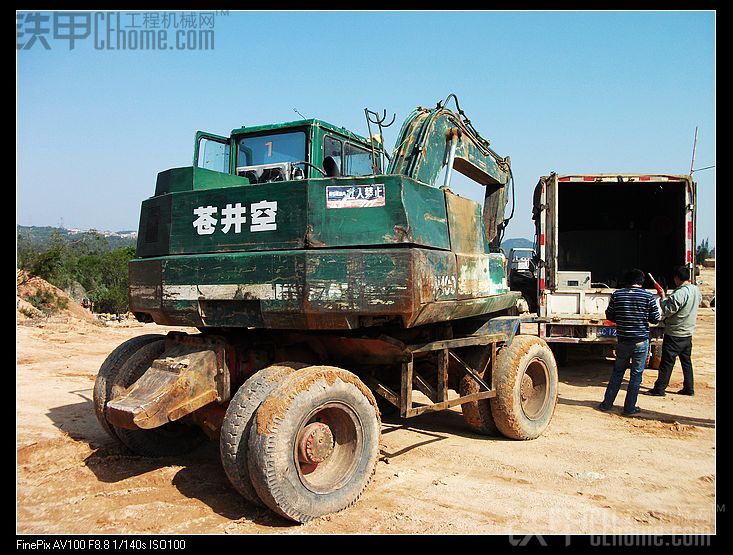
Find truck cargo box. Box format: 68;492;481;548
529;173;696;346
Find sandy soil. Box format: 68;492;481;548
16;271;716;534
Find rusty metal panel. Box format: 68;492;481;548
436;349;449;402
470;315;522;345
415;249;457;305
106;338;229;430
128;259;162;311
409;292;520;328
314;336;408;366
445;191;486;254
131;248;520;331
455;253;491;300
400;359;414;418
405;391;495;417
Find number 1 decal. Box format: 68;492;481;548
265;141;273;157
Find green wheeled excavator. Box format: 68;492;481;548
94;95;559;523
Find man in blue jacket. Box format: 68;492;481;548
646;266;702;396
599;269;661;416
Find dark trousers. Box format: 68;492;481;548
653;335;694;393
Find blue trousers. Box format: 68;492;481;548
601;338;650;413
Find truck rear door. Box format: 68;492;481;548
686;176;697;282
536;173;558;319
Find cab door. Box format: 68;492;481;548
193;131;232;174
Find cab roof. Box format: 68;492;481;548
230;119;374;147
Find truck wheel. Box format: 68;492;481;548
220;362;309;507
459;346;499;436
648;345;662;370
93;334;164;441
107;340;206;457
491;335;558;440
247;366;381;523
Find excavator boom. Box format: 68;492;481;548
387;97;511;245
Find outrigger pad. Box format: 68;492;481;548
106;343;226;430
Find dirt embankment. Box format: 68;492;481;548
16;270;97;323
16;272;716;534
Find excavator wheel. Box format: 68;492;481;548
247;366;380;523
93;334;164;441
490;335;558;440
219;362;309;507
459;346;499;436
99;339;206;457
648;344;662;370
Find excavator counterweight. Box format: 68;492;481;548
129;96;517;329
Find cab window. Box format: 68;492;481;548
344;143;374;176
238;131;306;167
197;138;230;173
324;136;343;170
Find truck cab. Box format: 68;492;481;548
508;247;536;273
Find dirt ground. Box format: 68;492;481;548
16;270;716;534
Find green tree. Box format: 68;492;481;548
79;246;136;313
17;229;137;314
17;233;39;279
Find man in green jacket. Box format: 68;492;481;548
646;266;702;396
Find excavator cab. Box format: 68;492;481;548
193;120;380;184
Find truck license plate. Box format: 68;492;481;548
598;327;617;337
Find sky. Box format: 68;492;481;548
17;10;715;245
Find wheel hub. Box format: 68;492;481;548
298;422;334;464
520;374;533;403
520;359;550;420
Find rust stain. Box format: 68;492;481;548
392;225;411;242
423;212;446;223
304;225;327;247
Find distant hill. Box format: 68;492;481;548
17;225;137;250
501;237;534;253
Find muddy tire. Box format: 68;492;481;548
93;334;164;441
220;362;309;507
459;346;499;436
107;340;207;457
247;366;381;523
491;335;558;440
648;345;662;370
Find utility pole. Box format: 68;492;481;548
689;126;716;175
689;126;698;176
